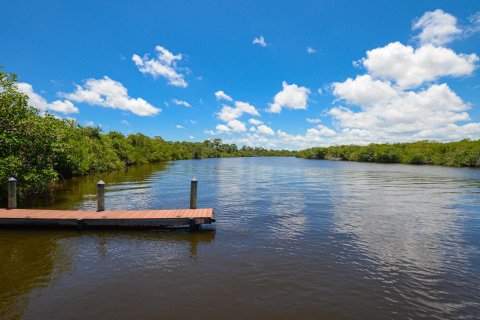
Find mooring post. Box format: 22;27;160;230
7;177;17;209
97;180;105;212
190;177;198;209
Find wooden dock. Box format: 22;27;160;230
0;208;215;231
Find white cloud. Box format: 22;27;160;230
362;42;478;89
132;45;187;88
307;125;337;137
189;135;195;139
121;120;130;126
332;75;398;107
18;82;79;114
235;101;260;116
189;119;198;125
217;101;259;122
176;124;185;129
172;99;191;107
317;88;323;95
268;81;310;113
214;90;233;102
218;105;243;122
306;118;321;124
257;124;275;135
331;82;471;134
214;120;247;134
62;76;160;116
216;124;231;133
46;100;78;114
329;74;480;143
412;9;461;46
248;118;263;125
324;9;480;145
307;47;316;54
227;119;246;132
252;36;267;47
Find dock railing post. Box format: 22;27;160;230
190;177;198;210
7;177;17;209
97;180;105;212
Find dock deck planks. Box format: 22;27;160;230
0;208;215;230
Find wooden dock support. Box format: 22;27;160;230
97;180;105;212
190;177;198;209
189;178;201;231
7;178;17;209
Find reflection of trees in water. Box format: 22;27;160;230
21;162;170;210
0;231;71;320
0;229;215;319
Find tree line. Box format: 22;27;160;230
0;70;294;199
296;140;480;167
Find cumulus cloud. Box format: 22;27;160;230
215;90;233;102
268;81;310;113
412;9;462;46
328;26;480;143
330;82;471;136
257;124;275;135
172;99;191;107
248;118;263;125
361;42;478;89
235;101;260;116
215;124;231;133
61;76;160;116
217;101;260;122
176;124;185;129
327;9;480;145
215;120;246;133
218;105;243;122
307;47;316;54
132;45;188;88
252;36;267;47
227;119;247;132
18;82;79;114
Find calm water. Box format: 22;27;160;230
1;157;480;319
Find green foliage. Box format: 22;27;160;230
0;69;296;200
297;140;480;168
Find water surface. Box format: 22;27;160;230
1;157;479;319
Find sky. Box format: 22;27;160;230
1;0;480;150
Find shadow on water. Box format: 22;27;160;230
20;162;171;210
0;229;215;320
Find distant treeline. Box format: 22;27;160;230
296;140;480;167
0;70;294;199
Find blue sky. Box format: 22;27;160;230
1;0;480;149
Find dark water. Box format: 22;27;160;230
1;157;480;319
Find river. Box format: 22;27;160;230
1;157;479;319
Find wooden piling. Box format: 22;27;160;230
97;180;105;212
7;178;17;209
190;178;198;209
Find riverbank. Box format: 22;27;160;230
296;140;480;168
